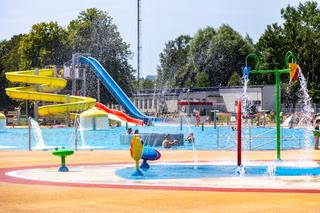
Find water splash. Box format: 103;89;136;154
29;117;47;149
296;67;313;149
267;164;276;176
180;111;198;169
235;165;245;176
78;120;87;148
240;76;251;169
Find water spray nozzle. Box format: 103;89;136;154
242;66;251;80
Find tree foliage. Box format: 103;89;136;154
157;25;254;88
18;22;70;70
141;78;155;89
228;71;242;87
156;35;192;88
257;1;320;103
0;35;25;110
68;8;136;103
0;8;137;112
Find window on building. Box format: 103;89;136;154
154;99;157;107
139;100;143;109
149;99;152;108
253;100;261;105
144;99;148;109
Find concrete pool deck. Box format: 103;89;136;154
1;150;320;212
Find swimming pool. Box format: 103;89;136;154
0;126;313;150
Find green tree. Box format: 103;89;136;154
228;71;242;86
195;72;210;88
308;82;320;104
0;35;24;110
18;22;70;69
141;78;155;90
181;27;216;87
175;25;254;87
68;8;136;103
257;1;320;103
205;25;254;86
157;35;192;88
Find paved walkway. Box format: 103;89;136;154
1;150;320;212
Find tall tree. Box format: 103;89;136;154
156;35;192;88
18;22;70;70
141;78;155;90
228;71;242;87
257;1;320;103
68;8;136;103
205;25;254;86
182;27;216;87
173;25;254;87
0;35;24;110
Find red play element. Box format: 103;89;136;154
154;150;161;160
96;102;144;126
178;102;213;106
237;98;242;167
289;63;299;81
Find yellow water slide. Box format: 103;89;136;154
5;69;96;117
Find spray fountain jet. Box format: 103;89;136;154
241;51;300;161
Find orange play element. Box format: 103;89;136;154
289;63;299;81
130;134;143;171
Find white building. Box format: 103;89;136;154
132;85;276;114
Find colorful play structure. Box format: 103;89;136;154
140;147;161;169
96;102;144;126
79;56;154;124
5;68;96;118
52;147;74;172
5;54;153;126
130;134;144;176
129;134;161;175
240;51;299;161
79;107;108;130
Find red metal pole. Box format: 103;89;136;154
237;98;242;167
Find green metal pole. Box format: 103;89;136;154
275;70;281;160
61;156;66;166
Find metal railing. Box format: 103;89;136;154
215;127;305;150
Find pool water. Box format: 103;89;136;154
116;164;320;180
0;126;313;150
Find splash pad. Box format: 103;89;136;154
3;159;320;192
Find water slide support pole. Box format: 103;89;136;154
34;68;39;121
237;98;242;167
83;65;87;97
97;78;100;103
213;110;218;129
74;115;78;151
28;117;31;151
66;95;70;126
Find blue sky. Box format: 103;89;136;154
0;0;307;77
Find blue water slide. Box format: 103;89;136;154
80;56;154;123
